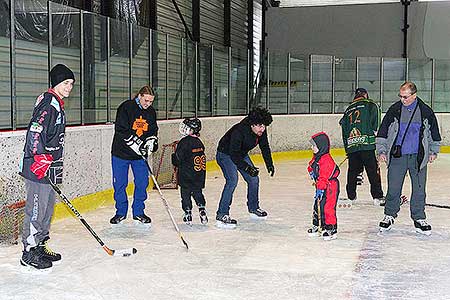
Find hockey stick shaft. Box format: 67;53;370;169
426;203;450;209
142;157;189;250
46;178;137;257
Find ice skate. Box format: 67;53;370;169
110;215;126;227
37;237;61;265
199;206;208;225
307;225;321;237
249;208;268;220
379;215;395;232
183;210;193;226
133;213;152;229
373;197;386;206
20;247;52;273
414;219;432;236
216;215;237;229
323;228;337;241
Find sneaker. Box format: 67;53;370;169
379;215;395;232
183;210;193;225
20;247;52;272
307;225;321;237
199;206;208;225
216;215;237;229
110;215;126;225
373;197;386;206
323;226;337;241
133;213;152;224
249;208;268;220
37;237;61;264
414;219;432;236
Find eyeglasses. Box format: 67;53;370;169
398;93;413;100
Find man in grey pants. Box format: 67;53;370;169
376;81;441;235
19;64;75;271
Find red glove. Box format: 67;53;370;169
30;154;53;179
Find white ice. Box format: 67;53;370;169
1;154;450;300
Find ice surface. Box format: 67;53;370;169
1;154;450;300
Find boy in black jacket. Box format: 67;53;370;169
172;118;208;225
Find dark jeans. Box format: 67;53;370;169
216;152;260;218
384;154;427;220
346;150;383;200
180;187;206;212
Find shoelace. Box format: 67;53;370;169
43;242;58;256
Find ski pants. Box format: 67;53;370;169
313;178;339;228
112;155;149;217
346;150;383;200
22;179;56;250
180;187;206;212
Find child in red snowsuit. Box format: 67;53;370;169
307;132;340;241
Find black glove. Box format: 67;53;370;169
267;165;275;177
144;136;158;153
244;165;259;177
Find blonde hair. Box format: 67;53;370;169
134;85;155;99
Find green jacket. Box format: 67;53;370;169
339;97;381;154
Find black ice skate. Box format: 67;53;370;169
373;197;386;206
133;213;152;227
307;225;321;237
216;215;237;229
20;246;52;272
37;237;61;264
183;210;193;225
414;219;432;236
379;215;395;232
249;208;268;220
110;215;126;225
199;206;208;225
323;225;337;241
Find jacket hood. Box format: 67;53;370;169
310;132;331;159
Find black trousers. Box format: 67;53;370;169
180;186;206;212
346;150;383;200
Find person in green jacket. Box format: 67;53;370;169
339;88;384;206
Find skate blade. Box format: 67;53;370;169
415;229;432;236
215;221;237;229
133;220;152;229
323;234;337;241
249;213;268;220
20;261;52;274
110;222;126;229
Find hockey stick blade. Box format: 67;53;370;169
103;246;138;257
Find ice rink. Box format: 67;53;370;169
1;154;450;300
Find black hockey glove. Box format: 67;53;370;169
244;165;259;177
267;164;275;177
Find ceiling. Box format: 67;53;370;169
279;0;449;8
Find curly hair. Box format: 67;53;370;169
247;106;273;126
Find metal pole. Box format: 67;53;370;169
129;22;133;99
106;17;111;123
48;1;52;85
331;55;336;114
195;42;199;117
211;45;215;116
431;58;435;109
149;29;153;86
80;10;85;125
308;54;313;114
228;46;232;115
380;57;384;111
405;57;409;81
287;52;291;114
180;38;184;118
355;57;359;87
266;51;270;110
247;48;250;113
165;33;169;119
10;0;16;129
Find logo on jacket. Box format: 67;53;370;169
132;116;148;137
193;155;206;171
347;128;368;147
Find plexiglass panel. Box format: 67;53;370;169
268;51;287;114
382;58;406;112
311;55;332;113
334;58;356;113
358;57;381;108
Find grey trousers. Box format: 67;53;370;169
22;179;56;250
384;154;427;221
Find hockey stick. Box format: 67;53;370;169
141;155;189;250
46;177;137;257
426;203;450;210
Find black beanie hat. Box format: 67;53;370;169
50;64;75;88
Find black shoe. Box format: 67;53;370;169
323;225;337;241
20;247;52;271
37;237;61;263
307;225;321;237
110;215;126;225
249;208;268;220
133;214;152;224
414;219;432;236
216;215;237;229
183;210;193;225
199;206;208;225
